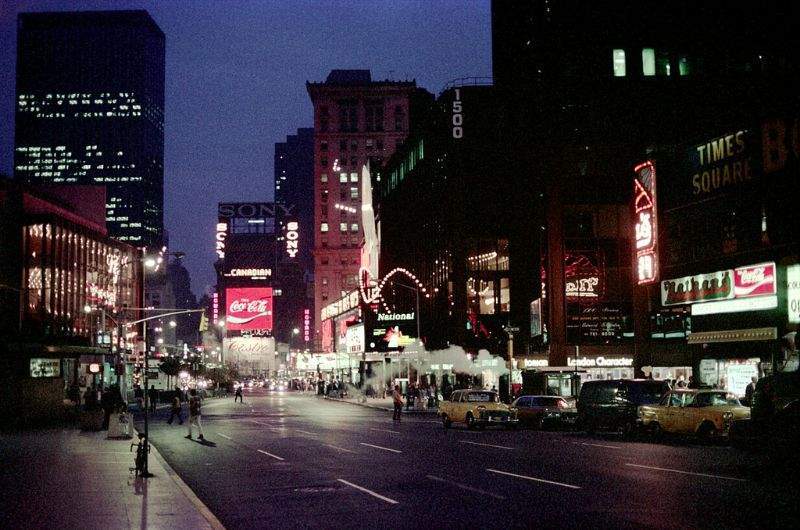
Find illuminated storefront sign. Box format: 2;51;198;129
225;287;273;331
346;323;365;354
662;262;776;309
215;222;227;259
633;161;658;285
567;356;633;368
321;290;360;321
788;265;800;324
691;295;777;316
30;358;60;377
522;358;549;368
565;252;604;299
224;268;272;278
285;221;300;258
377;312;415;322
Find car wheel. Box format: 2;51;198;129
651;422;663;440
441;414;451;429
697;421;718;443
466;413;476;430
622;420;637;440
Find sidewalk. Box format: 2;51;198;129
0;427;224;530
324;394;439;415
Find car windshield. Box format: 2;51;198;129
466;392;498;403
692;392;741;407
630;382;669;404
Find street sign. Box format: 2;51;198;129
505;326;520;333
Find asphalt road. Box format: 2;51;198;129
138;390;799;530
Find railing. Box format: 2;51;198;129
440;76;494;95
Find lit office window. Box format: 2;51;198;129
350;172;358;182
642;48;656;76
350;187;359;199
613;49;626;77
350;223;359;232
320;173;328;183
320;222;329;232
678;55;690;76
339;222;347;232
340;173;348;183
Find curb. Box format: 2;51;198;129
135;428;226;530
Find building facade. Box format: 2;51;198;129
306;70;431;350
490;0;800;392
14;10;166;249
274;128;314;349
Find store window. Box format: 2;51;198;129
467;277;495;315
678;54;691;76
499;278;510;312
656;50;671;76
613;49;626;77
466;239;509;271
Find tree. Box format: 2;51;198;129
159;356;182;389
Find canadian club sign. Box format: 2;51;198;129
661;262;776;306
225;287;273;331
633;161;658;285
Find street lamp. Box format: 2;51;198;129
169;320;177;328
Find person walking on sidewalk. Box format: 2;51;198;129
392;385;404;422
167;393;183;425
185;389;204;440
148;385;158;414
234;385;243;403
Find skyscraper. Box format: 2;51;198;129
274;128;314;348
14;10;165;249
306;70;428;350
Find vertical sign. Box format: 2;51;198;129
452;88;463;139
303;308;311;343
285;220;299;258
212;291;219;325
788;264;800;324
634;161;658;285
215;222;227;259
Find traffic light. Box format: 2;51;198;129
199;312;208;332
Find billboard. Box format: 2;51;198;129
371;312;417;351
225;287;273;331
223;336;276;375
661;262;776;306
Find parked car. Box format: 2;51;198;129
439;389;519;430
577;379;669;436
638;389;750;440
730;370;800;455
512;395;577;429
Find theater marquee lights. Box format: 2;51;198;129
633;161;658;285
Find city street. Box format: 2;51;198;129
139;390;799;529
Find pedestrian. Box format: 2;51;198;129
100;385;113;429
185;389;204;440
405;383;414;411
745;376;758;406
234;385;243;403
392;385;403;421
148;384;157;414
167;393;183;425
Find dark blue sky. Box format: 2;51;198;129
0;0;492;295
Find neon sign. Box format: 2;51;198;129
215;222;227;259
285;221;299;258
303;308;311;342
212;291;219;324
634;161;658;285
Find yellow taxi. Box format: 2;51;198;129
637;389;750;440
439;389;519;430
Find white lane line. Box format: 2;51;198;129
369;428;400;434
460;440;514;450
486;469;582;490
257;449;285;461
217;433;232;440
426;475;506;500
324;444;356;454
574;442;621;449
359;442;402;454
336;479;399;505
295;429;317;435
624;463;746;482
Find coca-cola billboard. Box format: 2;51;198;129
225;287;273;331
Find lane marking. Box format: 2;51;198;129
257;449;285;461
336;479;399;505
369;428;400;434
486;468;582;490
574;442;621;449
459;440;514;450
624;463;746;482
324;444;356;454
359;442;402;454
295;429;317;435
426;475;506;500
217;433;232;440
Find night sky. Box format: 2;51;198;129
0;0;491;295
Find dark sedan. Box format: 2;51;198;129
512;395;577;429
